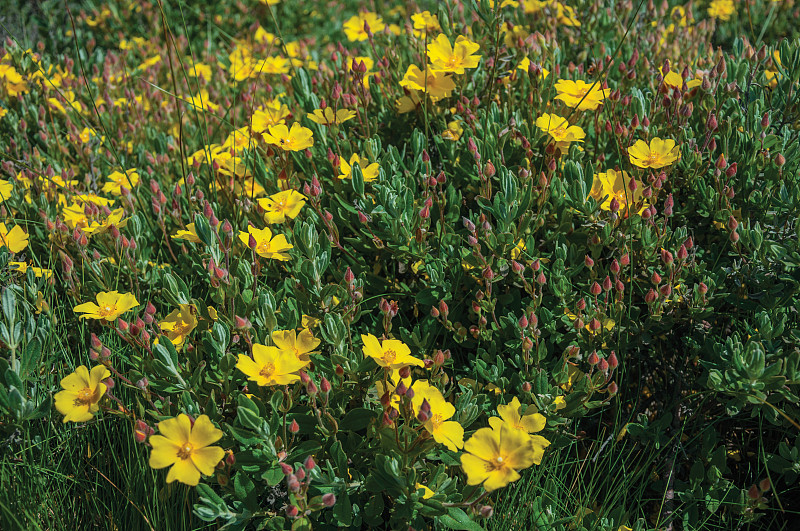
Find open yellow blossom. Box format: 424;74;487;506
628;137;680;169
258;190;307;224
160;304;199;346
427;34;481;74
415;483;435;499
411;382;464;452
460;422;538;492
73;291;139;321
554;79;610;111
54;365;110;423
411;11;440;37
236;343;309;386
9;262;53;278
82;208;128;237
708;0;735;21
102;169;139;196
78;127;104;144
263;123;314;151
149;414;225;486
343;12;385;41
272;328;321;361
362;334;424;370
659;66;684;89
172;223;203;243
339;154;380;182
307;107;357;126
488;397;550;462
588;169;647;216
0;223;29;253
251;101;290;132
442;120;464;141
238;226;293;260
0;179;12;202
399;65;455;102
517;57;549;79
184;89;219;113
536;113;585;152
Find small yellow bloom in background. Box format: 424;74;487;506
0;107;7;119
307;107;357;126
236;343;309;386
556;2;581;26
343;12;385;42
272;328;320;361
9;262;53;278
399;65;455;102
258;0;280;4
148;414;225;486
73;291;139;321
339;154;380;182
628;137;680;169
411;381;464;451
415;483;435;499
0;223;29;253
536;113;585;152
238;226;293;261
302;315;320;328
441;120;464;141
427;34;481;74
172;223;203;243
554;79;610;111
411;11;440;38
160;304;199;346
102;169;139;196
82;208;128;237
78;127;104;144
708;0;735;21
588;169;647;216
184;89;219;113
187;62;212;80
659;66;684;89
460;423;538;492
0;178;13;203
35;291;49;314
258;190;307;224
488;397;550;462
54;365;110;422
251;101;291;131
361;333;424;370
263;123;314;151
517;57;549;79
396;90;422;113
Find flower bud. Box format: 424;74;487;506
322;493;337;507
608;351;618;369
607;381;618;394
484;161;496;177
585;255;594;268
587;351;599;365
290;419;300;434
286;505;299;518
590;281;602;295
521;381;532;392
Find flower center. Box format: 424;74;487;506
73;387;94;406
260;363;276;378
382;349;397;364
257;240;271;254
430;414;443;430
176;442;194;460
646;151;660;164
97;304;117;318
484;455;506;471
447;56;459;66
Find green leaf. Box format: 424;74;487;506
439;507;484;530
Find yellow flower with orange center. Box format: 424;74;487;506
238;226;293;261
262;123;314;151
54;365;111;423
628;137;680;169
361;333;424;370
554;79;610;110
73;291;139;321
427;34;481;74
148;414;225;486
236;343;309;386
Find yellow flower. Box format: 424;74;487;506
411;11;441;38
302;315;320;328
396;91;422;113
0;178;11;201
252;101;291;131
160;304;199;346
238;226;293;260
78;127;104;144
411;381;465;451
415;483;435;499
339;154;380;182
659;66;684;89
399;65;455;102
271;328;320;361
0;107;7;119
54;365;110;423
564;308;616;335
708;0;735;21
184;89;219;113
35;291;49;314
236;343;309;386
361;333;424;370
628;137;680;169
263;123;314;151
343;12;385;42
187;62;212;80
442;120;464;141
148;414;225;486
258;190;307;224
555;2;581;26
82;208;128;237
488;398;550;461
517;57;549;79
0;223;29;253
172;223;203;243
427;34;481;74
307;107;357;126
554;79;610;111
588;169;647;216
535;113;585;148
73;291;139;321
101;169;139;196
460;423;538;492
8;262;53;278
